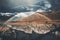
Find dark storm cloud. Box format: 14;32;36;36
0;0;60;13
48;0;60;11
0;0;12;12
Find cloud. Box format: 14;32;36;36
35;1;52;12
44;1;52;8
36;9;45;12
0;0;52;12
8;0;39;9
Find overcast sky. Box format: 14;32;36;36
0;0;60;13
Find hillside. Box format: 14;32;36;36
5;12;60;34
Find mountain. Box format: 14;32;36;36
6;12;52;25
20;12;51;21
15;13;28;18
7;12;35;22
0;14;13;22
5;11;60;25
5;11;60;34
0;12;17;22
41;11;60;23
4;12;52;34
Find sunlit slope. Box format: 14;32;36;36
5;12;52;25
5;11;60;25
5;12;60;34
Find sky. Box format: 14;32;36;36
0;0;60;13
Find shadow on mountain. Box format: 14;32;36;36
0;27;60;40
0;14;13;22
0;23;60;40
15;29;60;40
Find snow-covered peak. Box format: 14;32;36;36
15;12;35;17
8;12;28;21
15;12;28;18
24;12;35;15
7;12;35;21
